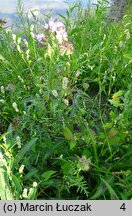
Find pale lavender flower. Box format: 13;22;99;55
44;21;55;31
44;20;67;41
55;21;65;32
35;34;45;42
48;21;56;31
56;31;68;42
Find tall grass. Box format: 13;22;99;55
0;0;132;200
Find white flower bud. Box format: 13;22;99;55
18;75;24;83
23;39;28;46
17;37;21;44
17;45;21;53
126;31;130;40
19;165;25;173
0;99;5;103
3;136;6;143
119;41;123;48
33;182;37;187
22;188;28;198
12;102;19;112
12;34;16;42
26;49;30;59
52;90;58;97
5;152;11;158
0;152;6;163
62;77;68;89
30;24;34;32
16;136;21;148
63;99;69;105
75;70;81;77
1;86;5;94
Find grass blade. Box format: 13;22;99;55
13;138;38;169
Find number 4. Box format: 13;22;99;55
120;203;126;211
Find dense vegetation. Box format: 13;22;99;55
0;0;132;200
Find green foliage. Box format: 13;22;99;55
0;0;131;200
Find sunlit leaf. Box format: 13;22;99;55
42;170;57;182
70;140;76;150
63;127;74;141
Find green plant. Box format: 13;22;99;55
0;0;131;200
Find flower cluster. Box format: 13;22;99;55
44;20;68;43
34;20;74;56
77;156;91;172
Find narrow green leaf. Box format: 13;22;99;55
57;13;66;21
0;131;12;141
90;183;107;199
102;178;119;200
13;138;38;168
42;170;57;182
31;57;43;69
23;169;38;181
0;165;14;200
12;174;22;195
113;90;123;98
